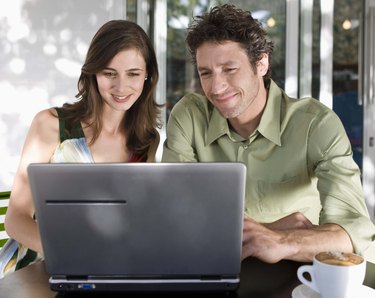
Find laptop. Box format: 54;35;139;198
27;162;246;293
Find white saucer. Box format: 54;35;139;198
292;284;375;298
291;284;319;298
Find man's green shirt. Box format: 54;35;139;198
162;80;375;262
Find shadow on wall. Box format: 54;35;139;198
0;0;123;190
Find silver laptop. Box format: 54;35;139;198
27;162;246;293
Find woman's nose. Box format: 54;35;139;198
113;75;128;92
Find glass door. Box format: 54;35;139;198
332;0;363;171
362;0;375;218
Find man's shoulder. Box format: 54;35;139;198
280;94;345;135
179;92;208;105
268;80;332;118
171;92;212;115
284;93;333;118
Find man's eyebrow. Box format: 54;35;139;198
221;61;239;66
197;66;210;72
198;61;238;71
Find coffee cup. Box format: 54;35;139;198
297;251;366;298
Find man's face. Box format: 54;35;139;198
196;41;267;120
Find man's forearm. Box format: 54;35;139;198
279;223;354;262
242;215;353;263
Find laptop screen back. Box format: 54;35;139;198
28;162;246;278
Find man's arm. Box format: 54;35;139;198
242;213;353;263
162;97;198;162
308;110;375;261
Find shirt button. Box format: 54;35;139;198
243;145;249;149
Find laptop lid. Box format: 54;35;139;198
28;162;246;292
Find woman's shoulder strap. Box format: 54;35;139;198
55;107;85;143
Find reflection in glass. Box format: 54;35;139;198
332;0;363;171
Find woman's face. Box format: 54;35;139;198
96;48;148;112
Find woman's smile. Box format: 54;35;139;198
112;94;131;103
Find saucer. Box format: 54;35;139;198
291;284;319;298
291;284;375;298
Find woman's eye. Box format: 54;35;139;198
128;72;141;77
103;71;116;78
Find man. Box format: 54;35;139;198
162;4;375;263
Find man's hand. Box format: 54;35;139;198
241;213;353;263
242;215;297;263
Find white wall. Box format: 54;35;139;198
0;0;126;191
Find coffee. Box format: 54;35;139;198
316;251;363;266
297;251;366;298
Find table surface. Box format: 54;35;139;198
0;258;374;298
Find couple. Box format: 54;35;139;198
2;4;375;278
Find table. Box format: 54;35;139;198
0;258;374;298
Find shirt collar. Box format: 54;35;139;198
257;80;282;146
206;79;282;146
207;107;231;145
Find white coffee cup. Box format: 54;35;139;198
297;251;366;298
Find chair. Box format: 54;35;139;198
0;191;10;249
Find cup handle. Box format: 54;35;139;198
297;265;319;293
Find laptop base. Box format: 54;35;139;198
50;277;240;293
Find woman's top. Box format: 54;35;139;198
50;109;95;163
51;108;158;162
0;107;159;278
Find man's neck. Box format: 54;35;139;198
228;90;268;138
228;112;263;138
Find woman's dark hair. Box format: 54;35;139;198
186;4;274;83
61;20;162;160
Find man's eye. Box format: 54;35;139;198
199;72;210;77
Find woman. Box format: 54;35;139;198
1;20;162;277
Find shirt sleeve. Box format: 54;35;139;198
308;109;375;262
162;96;198;162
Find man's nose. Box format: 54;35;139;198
210;74;228;95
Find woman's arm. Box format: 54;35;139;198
4;109;60;254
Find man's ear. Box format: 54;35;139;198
257;54;269;77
